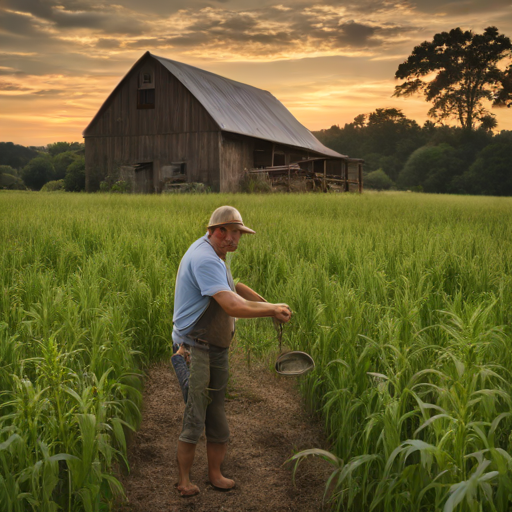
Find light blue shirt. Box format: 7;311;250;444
172;234;232;345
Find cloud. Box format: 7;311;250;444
409;0;512;16
95;38;122;50
0;81;31;91
33;88;66;95
3;0;149;35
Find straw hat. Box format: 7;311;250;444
207;206;255;234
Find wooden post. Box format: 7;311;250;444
287;164;291;192
358;162;363;193
271;144;275;166
323;160;327;193
345;161;349;192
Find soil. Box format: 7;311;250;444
117;346;332;512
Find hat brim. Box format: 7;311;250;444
207;221;255;235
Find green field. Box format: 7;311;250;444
1;191;511;511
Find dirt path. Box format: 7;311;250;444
117;346;331;512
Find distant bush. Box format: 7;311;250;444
398;143;465;193
0;172;26;190
163;182;211;194
53;151;79;180
239;173;272;193
41;180;65;192
64;157;86;192
99;180;131;193
455;141;512;196
0;164;17;177
111;180;131;193
364;169;395;190
22;156;54;190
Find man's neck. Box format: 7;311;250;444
207;236;226;260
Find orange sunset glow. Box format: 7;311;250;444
1;0;512;147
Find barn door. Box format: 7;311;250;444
134;162;154;193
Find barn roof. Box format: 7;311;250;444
84;52;345;159
152;54;344;159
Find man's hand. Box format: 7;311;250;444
274;304;292;323
214;291;292;321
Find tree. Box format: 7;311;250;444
47;142;84;157
53;151;79;180
394;27;512;131
22;156;54;190
64;157;86;192
364;169;395;190
398;143;465;193
0;142;39;169
0;165;26;190
454;141;512;196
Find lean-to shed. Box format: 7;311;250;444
83;52;359;193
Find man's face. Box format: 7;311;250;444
208;224;242;259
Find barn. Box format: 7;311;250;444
83;51;362;193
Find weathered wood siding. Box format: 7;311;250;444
85;55;221;191
219;133;255;192
85;132;220;191
85;53;348;193
218;134;343;191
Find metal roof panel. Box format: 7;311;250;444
152;54;345;159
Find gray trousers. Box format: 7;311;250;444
178;345;230;444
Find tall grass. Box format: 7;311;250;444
1;191;511;511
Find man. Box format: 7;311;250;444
171;205;292;497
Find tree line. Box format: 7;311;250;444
314;109;512;195
2;27;510;196
0;141;86;192
315;26;512;196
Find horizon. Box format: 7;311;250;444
1;0;511;147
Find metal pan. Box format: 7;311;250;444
273;322;315;376
275;350;315;376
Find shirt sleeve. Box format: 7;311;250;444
192;255;231;297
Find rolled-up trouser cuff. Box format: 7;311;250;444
179;345;230;444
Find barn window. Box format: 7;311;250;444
137;88;155;109
142;73;152;84
273;152;285;166
253;140;273;168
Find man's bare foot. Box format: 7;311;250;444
209;475;235;491
176;482;200;497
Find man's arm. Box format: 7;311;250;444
213;290;291;323
235;282;266;302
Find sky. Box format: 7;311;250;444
1;0;511;147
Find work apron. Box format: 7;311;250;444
187;264;235;349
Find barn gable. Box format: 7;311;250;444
84;53;218;138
